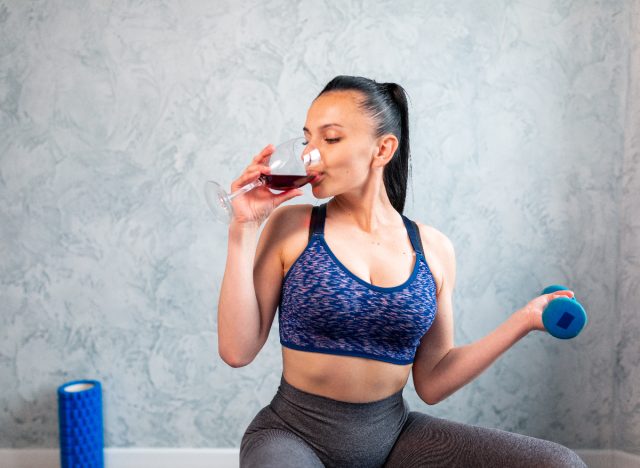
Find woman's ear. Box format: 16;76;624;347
371;134;399;168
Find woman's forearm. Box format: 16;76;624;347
418;310;531;404
217;221;262;367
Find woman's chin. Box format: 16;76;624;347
311;185;327;199
310;176;323;191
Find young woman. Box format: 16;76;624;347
218;75;587;467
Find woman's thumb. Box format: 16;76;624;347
275;188;303;205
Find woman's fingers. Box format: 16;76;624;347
230;145;276;191
253;144;275;163
274;187;304;205
233;162;271;185
241;170;261;183
548;290;575;300
234;170;263;188
247;162;271;174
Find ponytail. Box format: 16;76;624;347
382;83;411;214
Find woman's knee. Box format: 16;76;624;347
536;441;587;468
240;429;324;468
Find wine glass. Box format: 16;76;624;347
204;137;321;223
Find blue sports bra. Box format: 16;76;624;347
278;202;438;365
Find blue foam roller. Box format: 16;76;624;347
57;380;104;468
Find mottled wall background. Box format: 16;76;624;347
1;0;638;455
615;0;640;456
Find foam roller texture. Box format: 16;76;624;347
57;380;104;468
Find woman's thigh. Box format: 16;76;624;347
383;411;587;468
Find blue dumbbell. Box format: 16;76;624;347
540;285;587;339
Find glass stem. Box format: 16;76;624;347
228;176;266;201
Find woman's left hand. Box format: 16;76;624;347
517;290;575;333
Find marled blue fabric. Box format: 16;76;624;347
278;203;438;365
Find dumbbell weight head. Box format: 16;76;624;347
540;285;587;339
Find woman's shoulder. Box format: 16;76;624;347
413;221;454;254
270;202;315;226
268;203;318;270
412;220;455;294
264;203;315;244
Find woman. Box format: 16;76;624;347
218;75;586;467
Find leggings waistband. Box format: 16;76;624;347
274;373;405;416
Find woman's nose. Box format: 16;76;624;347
302;146;322;166
303;149;321;166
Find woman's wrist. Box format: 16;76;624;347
229;219;261;233
512;307;537;337
227;220;261;248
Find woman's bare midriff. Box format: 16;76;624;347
282;347;412;403
277;203;443;404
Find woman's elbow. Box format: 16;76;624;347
218;349;251;368
223;358;248;368
418;387;446;405
422;395;441;406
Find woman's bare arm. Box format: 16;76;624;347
412;225;574;404
217;203;304;367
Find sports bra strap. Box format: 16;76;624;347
308;203;326;242
402;215;425;256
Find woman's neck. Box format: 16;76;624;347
328;192;400;234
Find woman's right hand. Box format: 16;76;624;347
229;144;304;226
517;289;575;333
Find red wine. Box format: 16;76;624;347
263;174;315;190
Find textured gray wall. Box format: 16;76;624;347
0;0;637;454
614;0;640;456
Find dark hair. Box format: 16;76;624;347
317;75;411;214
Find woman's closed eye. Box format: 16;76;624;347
302;138;341;145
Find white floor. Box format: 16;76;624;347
1;448;639;468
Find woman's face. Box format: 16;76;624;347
303;90;380;197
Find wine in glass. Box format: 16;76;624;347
204;137;321;223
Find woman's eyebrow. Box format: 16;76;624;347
303;123;344;133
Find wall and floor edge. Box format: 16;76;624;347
1;448;640;468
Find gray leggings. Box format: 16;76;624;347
240;374;586;468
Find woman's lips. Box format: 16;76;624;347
309;173;324;184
